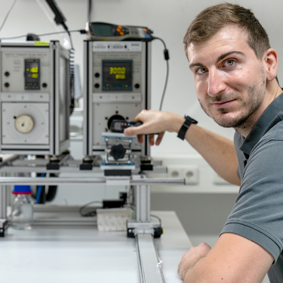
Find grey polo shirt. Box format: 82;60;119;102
220;93;283;283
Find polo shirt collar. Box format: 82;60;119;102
240;92;283;156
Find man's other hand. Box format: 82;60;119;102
178;242;211;280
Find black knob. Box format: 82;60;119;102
110;144;127;160
42;83;47;88
94;83;100;88
4;72;10;77
94;73;100;78
4;82;9;88
135;83;140;89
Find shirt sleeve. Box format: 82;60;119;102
221;129;283;263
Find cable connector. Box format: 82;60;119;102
164;49;169;60
152;36;169;60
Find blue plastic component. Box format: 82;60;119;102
13;185;32;195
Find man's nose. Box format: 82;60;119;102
207;69;226;97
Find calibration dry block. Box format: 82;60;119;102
83;40;151;157
0;41;71;155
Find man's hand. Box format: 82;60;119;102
123;109;184;145
178;242;211;280
177;234;273;283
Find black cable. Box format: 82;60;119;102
88;0;92;23
0;29;84;41
152;36;170;111
79;201;102;217
45;173;58;202
0;0;17;34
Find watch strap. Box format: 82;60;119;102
177;115;198;140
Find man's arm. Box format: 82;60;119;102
124;110;240;185
179;233;274;283
186;123;240;185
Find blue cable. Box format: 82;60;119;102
36;173;46;204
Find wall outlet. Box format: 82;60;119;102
167;165;199;185
167;166;182;178
182;166;199;184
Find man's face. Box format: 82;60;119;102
187;25;267;131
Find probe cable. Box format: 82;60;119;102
152;36;170;111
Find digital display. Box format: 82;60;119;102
92;23;113;36
25;59;40;90
102;60;132;91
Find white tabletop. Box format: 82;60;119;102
0;211;192;283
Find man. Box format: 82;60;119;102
124;3;283;283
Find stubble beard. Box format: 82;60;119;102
199;70;266;130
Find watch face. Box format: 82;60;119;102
185;115;198;124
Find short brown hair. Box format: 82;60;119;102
183;3;270;59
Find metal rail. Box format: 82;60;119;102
136;234;165;283
0;177;185;186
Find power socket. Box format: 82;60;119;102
182;166;199;184
167;165;199;185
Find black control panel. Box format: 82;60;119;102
25;59;40;90
92;23;130;37
102;60;132;91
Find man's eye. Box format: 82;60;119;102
224;59;236;67
196;67;207;74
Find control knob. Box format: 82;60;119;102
15;114;34;134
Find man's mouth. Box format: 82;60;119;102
213;99;237;108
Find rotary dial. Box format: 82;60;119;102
15;114;34;134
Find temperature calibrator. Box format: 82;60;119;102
83;40;151;157
0;41;71;155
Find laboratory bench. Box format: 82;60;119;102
0;211;192;283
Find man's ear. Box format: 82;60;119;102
263;48;278;81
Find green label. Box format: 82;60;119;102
34;41;49;46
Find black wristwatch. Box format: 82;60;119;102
177;115;198;140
